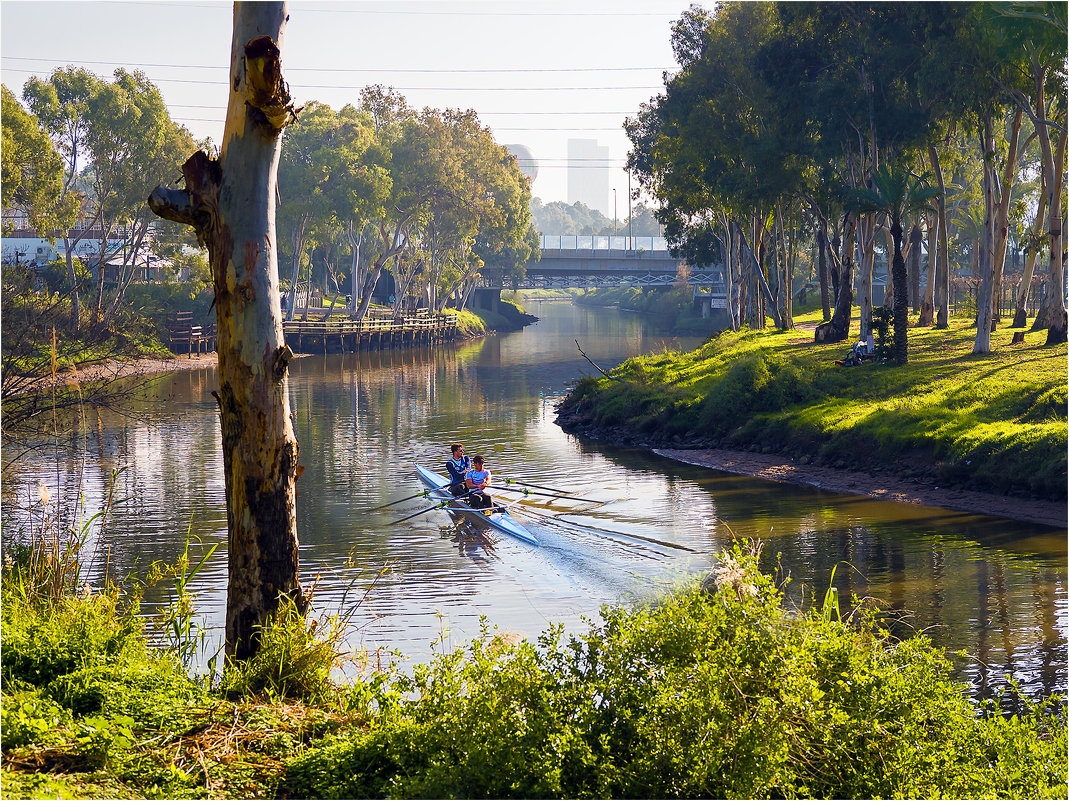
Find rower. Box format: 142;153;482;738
465;455;493;510
445;443;471;497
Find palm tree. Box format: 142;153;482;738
849;163;939;365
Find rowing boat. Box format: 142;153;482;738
415;465;539;546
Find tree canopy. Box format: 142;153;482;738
626;0;1067;348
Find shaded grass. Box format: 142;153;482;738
560;312;1067;499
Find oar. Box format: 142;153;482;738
366;480;461;512
501;476;581;495
509;504;697;553
494;484;604;504
390;488;491;525
392;499;456;525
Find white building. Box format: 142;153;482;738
567;138;610;217
1;229;124;267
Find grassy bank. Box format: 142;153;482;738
2;541;1064;799
557;310;1067;501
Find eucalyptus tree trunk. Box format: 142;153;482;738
890;218;909;364
285;216;309;321
738;217;780;329
1037;123;1068;343
919;214;937;326
856;213;876;340
717;212;739;331
974;118;998;354
148;0;306;660
355;221;408;321
815;215;854;343
1012;184;1048;327
990;109;1024;324
908;224;922;314
815;212;830;321
928;144;951;328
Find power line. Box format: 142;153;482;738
163;104;635;114
94;1;683;16
1;69;659;91
1;55;672;74
176;116;628;131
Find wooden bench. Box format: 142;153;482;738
167;312;214;357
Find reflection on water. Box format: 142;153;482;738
2;302;1065;703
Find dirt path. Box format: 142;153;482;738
654;447;1067;529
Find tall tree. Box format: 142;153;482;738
148;1;305;660
1;85;76;237
23;67;106;329
849;162;938;364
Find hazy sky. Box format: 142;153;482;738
1;0;694;211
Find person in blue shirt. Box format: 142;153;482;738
465;455;493;510
445;443;471;497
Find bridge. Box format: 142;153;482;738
474;235;727;315
519;235;725;290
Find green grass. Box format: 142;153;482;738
560;311;1067;499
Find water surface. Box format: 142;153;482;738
3;302;1065;702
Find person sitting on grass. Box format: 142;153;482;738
465;455;493;510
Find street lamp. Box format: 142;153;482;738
613;188;617;240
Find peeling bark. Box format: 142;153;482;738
147;1;305;660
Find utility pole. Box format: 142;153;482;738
628;169;633;251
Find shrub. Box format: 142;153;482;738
283;548;1067;799
1;590;143;688
221;599;345;703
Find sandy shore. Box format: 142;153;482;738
654;447;1067;529
55;353;221;384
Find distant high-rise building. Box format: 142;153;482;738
504;144;538;182
567;138;610;216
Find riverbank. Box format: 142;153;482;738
555;310;1067;519
653;447;1067;528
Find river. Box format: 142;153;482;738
2;301;1065;703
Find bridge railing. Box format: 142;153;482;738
540;235;669;253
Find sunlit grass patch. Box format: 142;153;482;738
559;314;1067;499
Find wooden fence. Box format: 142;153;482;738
166;309;460;357
166;312;216;356
282;309;459;354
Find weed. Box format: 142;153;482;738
221;598;347;703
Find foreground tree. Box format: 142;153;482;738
148;1;306;660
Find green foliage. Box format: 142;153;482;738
448;308;486;337
696;351;819;434
221;599;344;703
870;306;893;359
1;85;74;234
1;589;143;688
284;547;1067;799
1;691;73;749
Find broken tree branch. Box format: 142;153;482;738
575;340;624;382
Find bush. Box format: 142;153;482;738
697;352;819;435
1;590;143;688
221;599;344;703
283;548;1067;799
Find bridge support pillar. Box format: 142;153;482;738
472;287;500;314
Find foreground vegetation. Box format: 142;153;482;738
2;539;1065;799
558;309;1067;500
